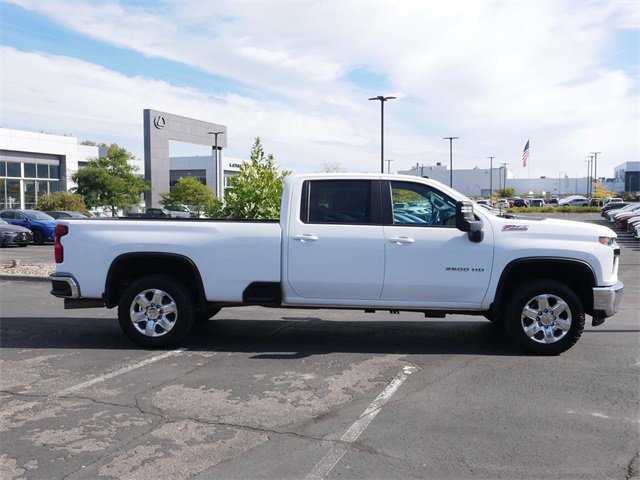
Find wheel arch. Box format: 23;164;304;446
489;257;596;320
104;253;207;311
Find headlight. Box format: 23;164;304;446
598;236;616;247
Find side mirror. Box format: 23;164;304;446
455;201;484;242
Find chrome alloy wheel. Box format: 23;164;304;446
520;293;572;344
129;288;178;337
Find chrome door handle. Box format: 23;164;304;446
389;236;415;244
293;234;319;242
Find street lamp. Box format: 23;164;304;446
501;163;508;193
443;136;459;187
487;156;495;195
208;131;225;200
585;157;592;197
558;171;563;196
591;151;601;184
369;96;396;174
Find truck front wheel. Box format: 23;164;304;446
118;275;195;347
505;280;585;355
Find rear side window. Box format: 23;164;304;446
301;180;375;224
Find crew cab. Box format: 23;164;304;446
49;174;623;355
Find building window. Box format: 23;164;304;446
7;162;21;178
0;161;5;177
6;179;21;208
37;164;49;178
24;163;37;178
24;180;36;208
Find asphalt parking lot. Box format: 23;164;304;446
1;214;638;480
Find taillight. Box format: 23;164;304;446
54;225;69;263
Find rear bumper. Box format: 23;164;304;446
592;281;623;324
49;273;80;298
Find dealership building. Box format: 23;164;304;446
1;125;638;210
0;127;241;210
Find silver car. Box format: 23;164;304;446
0;218;33;247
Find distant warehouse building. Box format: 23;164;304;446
399;163;628;198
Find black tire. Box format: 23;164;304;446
504;279;585;355
32;229;44;245
118;275;195;347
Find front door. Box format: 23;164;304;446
381;181;493;307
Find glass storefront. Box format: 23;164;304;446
0;159;61;210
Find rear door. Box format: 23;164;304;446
285;179;385;300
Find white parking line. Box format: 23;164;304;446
51;348;188;397
305;365;418;480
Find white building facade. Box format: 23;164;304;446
0;128;100;210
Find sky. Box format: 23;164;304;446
1;0;638;180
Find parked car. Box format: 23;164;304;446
558;198;589;207
601;202;629;217
0;209;56;244
512;198;529;207
530;199;545;207
0;218;33;247
495;199;510;209
46;211;88;219
126;208;176;218
615;211;640;229
624;215;640;233
607;204;640;223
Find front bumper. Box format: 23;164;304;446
592;281;624;325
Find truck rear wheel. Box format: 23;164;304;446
504;279;585;355
118;275;194;347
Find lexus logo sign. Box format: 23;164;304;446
153;115;166;129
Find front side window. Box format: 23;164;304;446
301;180;374;224
390;181;457;227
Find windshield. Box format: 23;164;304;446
26;211;55;221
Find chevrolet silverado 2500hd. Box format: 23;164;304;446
49;174;623;355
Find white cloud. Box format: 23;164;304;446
3;0;638;177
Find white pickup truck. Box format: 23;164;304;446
49;173;623;355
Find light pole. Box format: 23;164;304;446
208;131;225;200
487;156;495;196
558;171;563;196
443;136;458;187
585;157;592;197
369;96;396;173
591;151;601;184
501;163;508;193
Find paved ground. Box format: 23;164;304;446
1;214;638;480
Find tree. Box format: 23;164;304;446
497;187;516;198
72;144;149;216
211;137;291;219
160;176;216;217
591;182;616;205
34;191;89;214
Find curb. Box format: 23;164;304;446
0;275;50;283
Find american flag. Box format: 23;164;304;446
522;140;530;167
